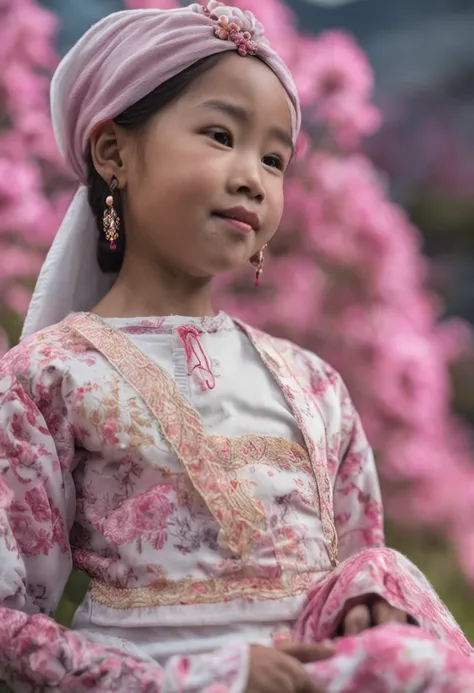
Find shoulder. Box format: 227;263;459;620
300;347;349;399
0;320;89;387
260;333;358;439
237;319;349;403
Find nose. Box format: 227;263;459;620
227;153;265;203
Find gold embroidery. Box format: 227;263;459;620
64;315;267;557
207;435;310;471
63;314;338;565
90;571;319;610
76;376;156;448
235;320;339;567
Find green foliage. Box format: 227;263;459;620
53;570;90;627
386;523;474;643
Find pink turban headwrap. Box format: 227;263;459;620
22;1;301;339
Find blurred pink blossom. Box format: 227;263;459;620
0;246;42;278
4;284;34;316
205;0;474;581
0;0;62;346
2;63;49;112
2;0;474;585
0;0;58;69
302;31;375;102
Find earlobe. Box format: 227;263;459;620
89;121;125;186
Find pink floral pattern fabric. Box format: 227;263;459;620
0;313;472;691
294;548;473;657
306;624;474;692
239;319;385;565
102;486;174;549
0;609;248;692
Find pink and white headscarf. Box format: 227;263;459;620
21;1;301;339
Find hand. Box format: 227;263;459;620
245;641;335;693
342;595;408;636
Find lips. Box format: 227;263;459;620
213;206;260;232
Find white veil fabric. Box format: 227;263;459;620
21;187;116;339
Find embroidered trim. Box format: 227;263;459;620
90;570;320;610
208;434;310;471
235;320;339;567
64;314;266;557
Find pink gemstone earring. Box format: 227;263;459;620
250;244;267;286
103;177;120;251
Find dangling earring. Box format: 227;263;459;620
250;244;267;286
103;177;120;251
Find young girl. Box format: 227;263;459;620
0;2;473;692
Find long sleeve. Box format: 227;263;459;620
331;372;384;561
0;372;74;616
0;370;249;692
293;367;473;658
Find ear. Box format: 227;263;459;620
89;121;128;188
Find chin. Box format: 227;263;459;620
213;259;249;277
192;255;246;278
187;247;252;278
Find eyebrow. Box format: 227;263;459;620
200;98;295;157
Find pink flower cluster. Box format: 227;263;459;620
3;0;474;585
0;0;73;346
214;0;474;578
292;31;381;149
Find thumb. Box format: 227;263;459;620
277;640;335;663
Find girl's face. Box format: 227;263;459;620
113;52;293;279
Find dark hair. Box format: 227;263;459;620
86;53;225;273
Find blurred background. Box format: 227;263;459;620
2;0;474;638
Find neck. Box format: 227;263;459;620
92;253;215;319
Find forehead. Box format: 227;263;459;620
177;53;293;133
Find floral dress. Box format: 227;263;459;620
0;312;472;692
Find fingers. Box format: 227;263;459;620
281;654;327;693
246;644;328;693
276;642;332;692
342;598;408;636
300;674;327;693
343;603;371;636
277;640;335;663
372;599;408;626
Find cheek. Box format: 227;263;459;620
149;132;220;187
144;155;223;218
265;183;285;232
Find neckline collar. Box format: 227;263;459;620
96;310;235;335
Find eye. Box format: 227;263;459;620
263;154;284;171
208;129;233;147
